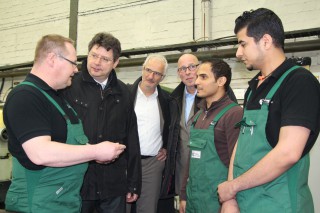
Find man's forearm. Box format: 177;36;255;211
231;126;309;193
23;135;124;167
219;126;309;202
228;142;237;181
230;146;295;193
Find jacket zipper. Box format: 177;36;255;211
202;110;208;120
100;87;104;100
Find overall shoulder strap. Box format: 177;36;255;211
18;81;70;120
211;102;238;126
265;65;300;99
261;65;300;109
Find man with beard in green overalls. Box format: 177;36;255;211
218;8;320;213
4;34;125;213
179;59;243;213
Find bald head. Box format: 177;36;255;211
178;54;199;68
177;54;199;93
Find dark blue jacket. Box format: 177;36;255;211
63;59;142;199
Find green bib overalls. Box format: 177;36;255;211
5;82;89;213
186;103;238;213
234;66;314;213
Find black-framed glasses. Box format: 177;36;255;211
178;64;199;73
57;54;77;67
143;67;165;77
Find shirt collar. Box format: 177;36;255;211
137;84;158;98
184;86;197;98
25;73;55;92
248;58;295;89
94;78;108;89
198;94;229;111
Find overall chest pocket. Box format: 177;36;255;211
189;139;207;171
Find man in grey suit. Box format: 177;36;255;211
171;54;200;198
171;54;238;201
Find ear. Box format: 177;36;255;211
217;76;227;87
113;58;120;69
261;34;273;49
46;52;56;68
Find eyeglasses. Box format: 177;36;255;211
143;67;165;77
57;54;77;67
178;64;199;73
89;52;113;63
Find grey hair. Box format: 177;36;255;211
142;54;168;75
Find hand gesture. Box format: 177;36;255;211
94;142;125;163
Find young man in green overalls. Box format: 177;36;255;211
179;59;243;213
218;8;320;213
4;34;125;213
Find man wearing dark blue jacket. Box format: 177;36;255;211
63;32;141;213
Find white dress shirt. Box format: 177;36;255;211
135;86;163;156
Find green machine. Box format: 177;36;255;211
0;104;11;208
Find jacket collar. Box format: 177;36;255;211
198;94;229;112
131;76;167;103
80;58;118;89
171;82;185;99
171;81;201;113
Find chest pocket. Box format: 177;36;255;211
189;139;207;160
189;139;207;149
188;139;208;180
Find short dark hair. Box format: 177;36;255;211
234;8;285;49
88;32;121;61
202;58;232;91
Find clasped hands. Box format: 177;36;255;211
217;181;240;213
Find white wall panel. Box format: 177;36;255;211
77;0;193;54
0;0;319;66
0;0;70;66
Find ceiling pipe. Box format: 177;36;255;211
118;38;320;66
193;0;195;41
0;39;319;78
201;0;211;42
1;27;319;72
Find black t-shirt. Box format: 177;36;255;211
4;74;79;170
244;59;320;156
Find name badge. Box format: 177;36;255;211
191;150;201;159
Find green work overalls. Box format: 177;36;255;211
5;82;89;213
186;103;238;213
234;66;314;213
